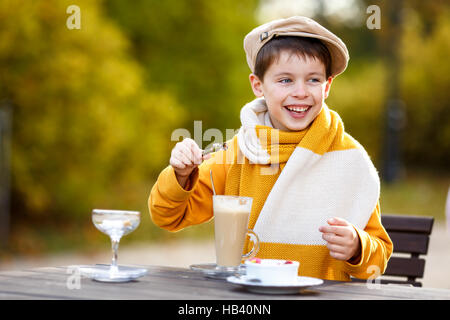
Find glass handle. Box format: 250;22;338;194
242;229;260;259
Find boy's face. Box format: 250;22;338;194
249;51;333;132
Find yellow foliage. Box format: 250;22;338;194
0;0;184;222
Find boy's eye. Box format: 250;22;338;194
279;78;292;83
308;78;321;83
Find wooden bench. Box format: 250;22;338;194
352;214;434;287
380;214;434;287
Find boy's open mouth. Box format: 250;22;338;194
284;105;311;118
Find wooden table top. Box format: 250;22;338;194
0;265;449;300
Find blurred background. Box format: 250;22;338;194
0;0;449;286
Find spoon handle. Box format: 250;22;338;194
202;142;228;157
210;170;216;196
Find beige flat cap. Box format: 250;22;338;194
244;16;349;77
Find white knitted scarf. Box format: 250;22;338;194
236;98;380;245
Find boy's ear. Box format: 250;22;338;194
249;73;264;97
324;76;333;99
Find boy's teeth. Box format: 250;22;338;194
286;106;309;112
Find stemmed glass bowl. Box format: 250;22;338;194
78;209;147;282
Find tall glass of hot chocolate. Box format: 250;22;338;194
213;195;259;271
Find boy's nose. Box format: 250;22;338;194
291;83;309;98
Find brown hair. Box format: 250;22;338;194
254;36;332;80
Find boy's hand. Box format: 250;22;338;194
170;138;210;188
318;217;361;262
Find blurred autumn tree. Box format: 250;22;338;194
104;0;259;140
319;0;450;171
399;4;450;169
0;0;260;253
0;0;183;252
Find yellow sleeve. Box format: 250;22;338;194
344;202;394;279
148;151;227;232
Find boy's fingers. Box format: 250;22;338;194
185;138;202;154
184;139;203;164
170;158;186;169
193;150;203;164
178;149;193;165
326;243;347;254
321;232;347;246
319;226;332;233
202;153;212;160
319;225;347;236
178;144;196;165
328;217;350;226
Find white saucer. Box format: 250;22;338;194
77;264;148;283
190;263;245;279
226;275;323;294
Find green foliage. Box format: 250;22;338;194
0;0;260;254
105;0;259;134
327;60;387;164
0;0;183;240
399;9;450;169
327;5;450;171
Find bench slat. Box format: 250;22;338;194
381;215;434;234
384;257;425;278
388;232;430;255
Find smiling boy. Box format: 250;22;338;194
149;16;392;281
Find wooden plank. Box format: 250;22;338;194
381;215;434;234
323;280;450;299
388;232;430;254
0;266;450;300
384;257;425;278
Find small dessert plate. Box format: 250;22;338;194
189;263;245;280
226;275;323;294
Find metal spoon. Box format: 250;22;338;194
205;143;227;196
202;142;228;157
210;170;216;196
